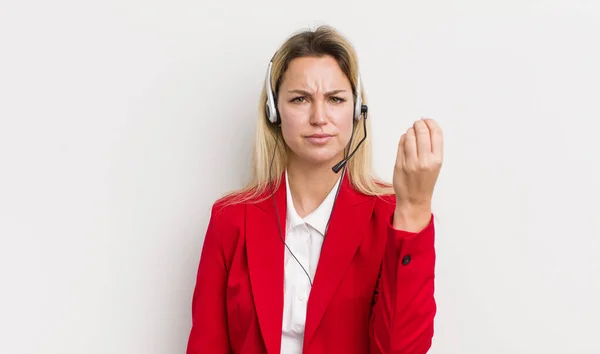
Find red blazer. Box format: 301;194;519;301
186;173;436;354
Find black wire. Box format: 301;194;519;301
344;111;368;163
268;110;365;288
269;128;315;287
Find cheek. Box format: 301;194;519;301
280;113;304;144
334;114;355;142
279;103;307;132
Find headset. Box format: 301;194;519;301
265;53;369;286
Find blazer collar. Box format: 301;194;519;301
246;171;374;354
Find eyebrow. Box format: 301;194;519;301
287;89;348;96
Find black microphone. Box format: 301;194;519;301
332;105;368;173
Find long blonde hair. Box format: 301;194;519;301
221;25;393;205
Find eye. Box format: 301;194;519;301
330;96;346;103
290;96;307;103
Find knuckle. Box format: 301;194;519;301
396;159;408;170
407;161;420;172
417;157;441;171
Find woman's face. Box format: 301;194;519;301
277;55;354;168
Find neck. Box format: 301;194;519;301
286;156;343;218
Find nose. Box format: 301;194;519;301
309;100;327;126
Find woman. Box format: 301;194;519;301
187;25;443;354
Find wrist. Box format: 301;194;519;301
393;202;432;232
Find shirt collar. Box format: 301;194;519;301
285;170;342;236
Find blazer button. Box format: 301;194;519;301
402;255;411;266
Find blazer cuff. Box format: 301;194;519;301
387;213;435;258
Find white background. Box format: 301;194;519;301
1;0;599;353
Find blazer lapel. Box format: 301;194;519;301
246;177;287;354
303;174;374;347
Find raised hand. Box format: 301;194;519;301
392;118;443;231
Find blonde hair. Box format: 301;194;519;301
221;25;393;205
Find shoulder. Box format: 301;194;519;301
210;197;243;223
348;177;395;210
208;186;269;226
210;192;251;223
372;193;396;216
347;183;396;222
203;193;256;257
344;176;396;216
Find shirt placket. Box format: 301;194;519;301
291;223;311;333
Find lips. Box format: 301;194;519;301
305;134;333;145
306;134;332;138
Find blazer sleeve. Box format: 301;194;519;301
186;204;232;354
369;213;437;354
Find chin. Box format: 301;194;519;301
285;137;347;168
295;149;343;167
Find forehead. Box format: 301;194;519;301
280;55;351;90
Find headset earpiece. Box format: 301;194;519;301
265;60;279;124
353;75;364;121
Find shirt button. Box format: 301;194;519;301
402;255;411;266
293;322;304;333
298;292;308;302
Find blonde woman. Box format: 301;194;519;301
187;25;443;354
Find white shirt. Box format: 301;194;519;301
280;171;341;354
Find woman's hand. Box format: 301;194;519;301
392;118;443;232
